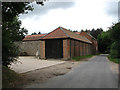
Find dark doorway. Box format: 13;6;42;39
45;39;63;59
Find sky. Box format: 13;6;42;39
19;0;119;35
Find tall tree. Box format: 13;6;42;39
38;31;41;34
97;31;112;53
73;30;78;32
2;2;43;66
31;32;37;35
109;22;120;58
90;28;103;39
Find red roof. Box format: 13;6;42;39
41;27;68;39
75;32;81;35
78;31;96;40
41;27;92;44
23;34;46;41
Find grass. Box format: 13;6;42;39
72;55;96;61
2;66;23;88
107;56;120;64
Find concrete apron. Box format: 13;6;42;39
9;56;66;73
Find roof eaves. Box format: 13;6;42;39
39;34;47;39
59;27;70;38
82;36;92;44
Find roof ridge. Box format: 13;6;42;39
86;32;96;40
59;27;70;38
23;34;46;41
26;34;46;37
40;27;69;39
62;28;92;43
40;27;60;39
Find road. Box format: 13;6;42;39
25;55;118;88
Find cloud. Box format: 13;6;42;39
118;1;120;21
20;2;75;19
20;0;119;35
104;1;118;17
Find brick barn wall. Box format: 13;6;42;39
81;42;84;56
88;44;90;55
15;39;93;60
83;43;86;56
14;41;40;56
87;44;89;55
63;39;70;60
84;43;86;56
79;31;98;54
86;43;88;55
69;39;92;59
85;43;87;55
75;40;80;57
67;39;71;59
40;40;45;59
92;39;98;54
70;40;75;57
79;42;82;56
90;44;93;54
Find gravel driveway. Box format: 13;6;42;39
9;56;65;73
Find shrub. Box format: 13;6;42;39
110;42;120;58
110;50;119;58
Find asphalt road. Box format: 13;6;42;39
25;55;118;88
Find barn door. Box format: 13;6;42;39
45;39;63;59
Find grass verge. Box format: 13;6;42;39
2;66;23;88
72;55;96;61
107;56;120;64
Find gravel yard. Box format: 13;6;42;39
9;56;65;73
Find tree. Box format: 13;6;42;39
85;29;88;32
109;22;120;58
2;2;43;67
109;23;120;42
38;31;41;34
73;30;78;32
31;32;37;35
97;22;120;58
97;31;112;53
90;28;103;39
31;31;41;35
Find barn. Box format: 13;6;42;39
17;26;97;60
39;27;93;60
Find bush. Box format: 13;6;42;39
2;42;19;67
108;56;120;64
110;50;119;58
110;42;120;58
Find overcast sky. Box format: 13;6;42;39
19;0;119;35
